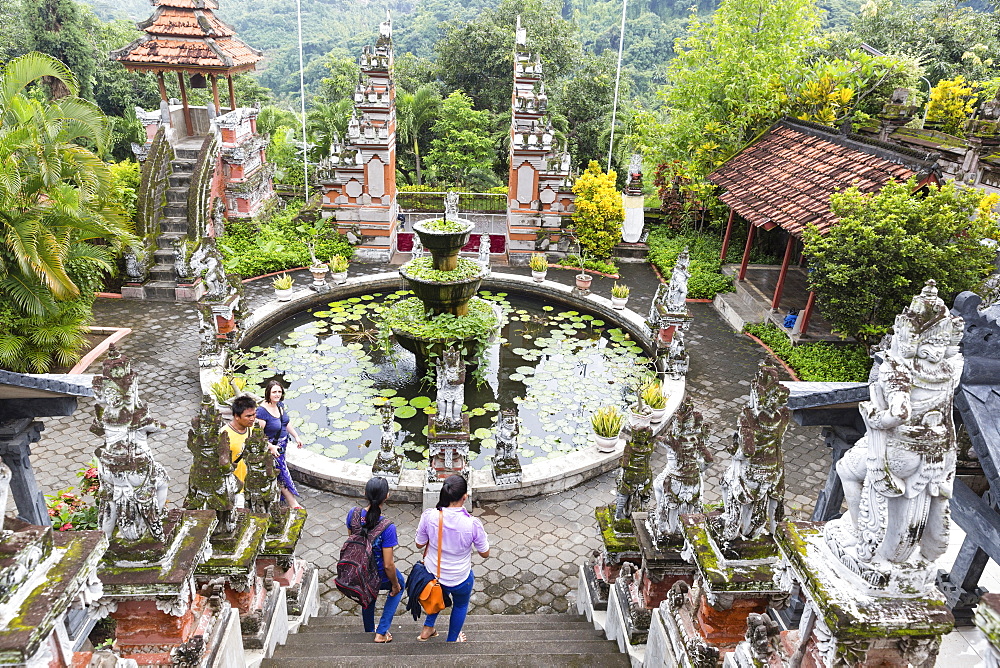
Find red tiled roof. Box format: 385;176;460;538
139;7;235;38
709;119;939;235
154;0;220;9
112;34;261;72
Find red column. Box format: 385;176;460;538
719;209;735;262
799;291;817;335
771;233;797;310
737;224;756;281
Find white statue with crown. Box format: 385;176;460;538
825;280;965;595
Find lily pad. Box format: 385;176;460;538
394;405;418;419
473;427;492;440
410;396;432;408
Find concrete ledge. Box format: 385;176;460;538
232;272;682;500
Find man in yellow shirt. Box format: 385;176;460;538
221;395;258;507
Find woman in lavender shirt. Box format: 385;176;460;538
415;475;490;642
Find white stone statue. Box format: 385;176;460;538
665;249;691;313
825;280;964;592
444;191;460;219
649;399;711;544
478;234;491;274
91;347;169;543
372;403;402;485
491;409;522;485
411;234;423;259
436;347;465;431
718;362;789;545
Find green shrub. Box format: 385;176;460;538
219;200;353;277
556;255;619;275
743;322;870;382
646;224;734;299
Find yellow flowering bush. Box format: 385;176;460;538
926;76;979;135
571;160;624;258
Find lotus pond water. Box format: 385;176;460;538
237;289;655;469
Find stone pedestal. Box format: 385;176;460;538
426;415;470;482
680;513;787;650
634;516;695;609
195;509;277;650
257;507;316;620
99;509;223;665
767;521;954;668
586;505;642;611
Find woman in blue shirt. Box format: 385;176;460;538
348;477;405;643
256;380;304;509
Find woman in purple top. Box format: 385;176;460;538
349;477;404;643
415;475;490;642
255;380;303;509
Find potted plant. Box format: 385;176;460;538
629;389;653;429
296;213;329;285
529;252;548;282
591;405;625;452
641;379;668;424
569;230;592;291
611;283;630;309
210;374;246;420
329;255;350;284
272;273;294;301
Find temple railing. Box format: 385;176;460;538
397;191;507;213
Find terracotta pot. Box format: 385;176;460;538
274;287;294;301
531;270;547;283
576;274;593;290
611;296;628;310
594;432;620;453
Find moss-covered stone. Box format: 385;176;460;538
596;506;639;554
681;513;781;594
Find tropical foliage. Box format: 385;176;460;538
571;160;623;258
743;322;871;382
803;178;1000;344
0;52;134;372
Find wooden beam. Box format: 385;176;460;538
177;72;192;136
156;71;168;103
737;223;756;281
952;478;1000;565
771;233;796;310
210;74;221;115
799;290;817;336
719;208;735;262
228;75;237;111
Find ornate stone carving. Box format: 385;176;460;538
825;280;964;593
123;247;150;283
491;409;522;485
718;362;789;545
188;241;230;302
435;347;465;431
662;329;689;379
745;612;780;662
183;396;237;535
614;425;655;522
196;304;221;365
444;191;459;218
91;346;169;542
173;237;191;282
648;399;711;545
411;233;423;259
664;249;690;314
371;403;402;485
478;234;491;274
242;429;278;515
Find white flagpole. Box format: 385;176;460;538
607;0;627;172
296;0;309;199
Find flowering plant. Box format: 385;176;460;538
45;461;99;531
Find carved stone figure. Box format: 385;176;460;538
665;249;691;313
435;347;465;431
745;612;780;662
662;329;689;379
91;346;169;542
491;409;522;485
649;399;711;544
371;403;402;485
825;280;964;590
242;429;278;515
717;362;789;545
188;241;229;301
123;247;149;283
183;396;238;535
444;191;460;218
614;425;655;522
173;237;191;282
196;304;221;364
411;234;423;259
478;234;491;274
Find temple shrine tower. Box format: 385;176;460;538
506;17;576;261
316;13;399;262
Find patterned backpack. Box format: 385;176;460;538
334;508;391;608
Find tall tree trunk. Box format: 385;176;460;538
414;135;422;186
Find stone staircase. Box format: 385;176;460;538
261;613;629;667
145;140;200;300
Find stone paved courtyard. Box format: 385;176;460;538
29;261;827;618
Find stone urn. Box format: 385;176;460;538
531;269;547;283
309;263;329;287
576;273;593;290
594;433;620;453
274;287;294;301
628;406;652;429
412;218;475;271
611;296;628;310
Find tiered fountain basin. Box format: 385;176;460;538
221;272;685;501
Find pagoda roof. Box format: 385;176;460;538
110;0;261;74
708;118;939;236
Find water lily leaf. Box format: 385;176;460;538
350;420;371;431
410;396;432;408
483;402;500;411
473;427;492;439
395;406;418;419
469;407;487;417
379;389;398;397
389;396;409;407
542;306;554;312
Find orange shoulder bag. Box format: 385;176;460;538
418;510;447;614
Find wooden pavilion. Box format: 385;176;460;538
110;0;262;136
709;118;940;336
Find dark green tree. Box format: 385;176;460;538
23;0;97;98
424;91;498;187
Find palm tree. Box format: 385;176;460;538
396;85;441;186
0;52;135;370
306;98;352;161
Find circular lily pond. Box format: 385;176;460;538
236;289;654;469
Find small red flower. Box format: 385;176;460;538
60;523;73;531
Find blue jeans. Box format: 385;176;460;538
423;571;474;642
361;569;406;636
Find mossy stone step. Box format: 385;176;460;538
262;653;629;667
269;639;622;658
305;613;588;628
298;620;596;633
280;628;602;644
